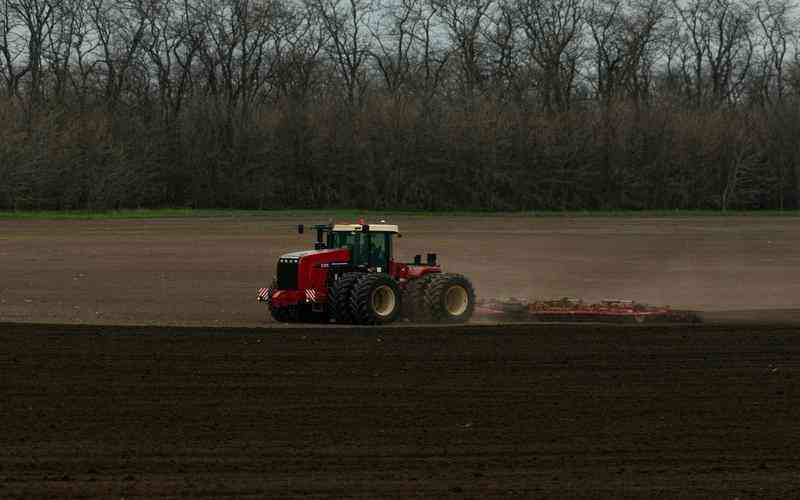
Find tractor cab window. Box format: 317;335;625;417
329;231;356;250
369;233;389;269
329;231;391;269
329;231;366;264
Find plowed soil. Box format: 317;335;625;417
2;215;800;326
3;216;800;497
2;322;799;498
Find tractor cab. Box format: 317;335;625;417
303;223;399;271
328;224;397;271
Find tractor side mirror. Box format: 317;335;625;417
362;224;370;232
297;224;304;234
426;253;437;266
397;233;402;238
414;255;422;265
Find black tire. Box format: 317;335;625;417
350;273;402;325
423;273;476;323
269;304;292;322
298;306;329;324
402;273;436;322
267;284;293;322
329;272;362;324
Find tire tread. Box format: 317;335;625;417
423;273;476;323
329;272;362;324
351;273;402;325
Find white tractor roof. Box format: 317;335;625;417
333;223;399;233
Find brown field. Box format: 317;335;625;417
2;321;800;498
1;215;800;326
2;216;800;498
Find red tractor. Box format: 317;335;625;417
257;222;475;325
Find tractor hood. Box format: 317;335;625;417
277;248;351;267
275;247;351;291
278;250;327;263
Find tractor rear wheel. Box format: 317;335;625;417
350;274;402;325
423;273;476;323
402;274;436;322
329;272;362;324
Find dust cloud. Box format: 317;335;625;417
391;215;800;319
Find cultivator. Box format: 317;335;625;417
476;297;703;324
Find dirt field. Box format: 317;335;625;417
2;215;800;498
2;321;799;498
1;215;800;326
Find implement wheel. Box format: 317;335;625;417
350;274;402;325
329;272;362;324
423;273;476;323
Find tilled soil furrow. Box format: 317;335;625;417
2;322;800;498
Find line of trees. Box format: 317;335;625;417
1;0;800;210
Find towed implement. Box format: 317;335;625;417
477;297;703;324
257;222;476;325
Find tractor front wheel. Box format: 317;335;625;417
297;306;329;323
423;273;476;323
351;274;402;325
329;272;362;324
269;304;293;323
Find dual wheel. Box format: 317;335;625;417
330;272;475;325
267;275;395;325
329;273;402;325
403;273;475;323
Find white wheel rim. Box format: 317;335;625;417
371;285;396;317
445;285;469;316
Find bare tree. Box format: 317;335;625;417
88;0;151;111
754;0;793;103
707;0;754;103
720;117;758;210
483;0;525;102
369;0;422;99
672;0;755;106
58;0;99;108
409;0;450;102
43;0;88;103
3;0;800;212
307;0;374;107
1;0;30;96
517;0;585;111
433;0;495;99
195;0;279;119
271;4;326;103
142;0;181;123
10;0;61;107
588;0;663;105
